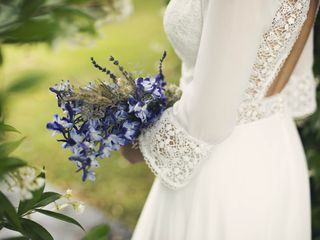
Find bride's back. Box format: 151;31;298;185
266;0;319;97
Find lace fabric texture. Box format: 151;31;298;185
139;107;213;190
237;0;310;124
283;72;318;119
139;0;315;189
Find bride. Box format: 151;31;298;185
121;0;319;239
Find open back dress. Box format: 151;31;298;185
132;0;319;239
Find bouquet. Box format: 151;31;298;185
47;52;182;181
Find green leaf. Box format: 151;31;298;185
20;218;53;240
34;192;62;208
0;123;21;134
18;170;46;215
53;6;95;21
20;0;45;20
82;224;111;240
1;17;60;44
0;157;26;177
51;6;96;34
0;192;23;233
0;137;25;157
35;209;84;231
7;72;46;93
0;1;22;35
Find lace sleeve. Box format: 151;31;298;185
138;107;213;190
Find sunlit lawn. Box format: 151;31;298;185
2;0;181;230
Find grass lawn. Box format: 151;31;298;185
2;0;181;230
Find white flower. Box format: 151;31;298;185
52;190;85;215
72;201;85;214
54;202;69;211
64;189;73;199
2;167;45;201
20;188;33;200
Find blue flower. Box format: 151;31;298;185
114;108;128;121
89;155;100;168
136;77;157;93
152;86;165;99
47;114;73;134
86;171;96;181
88;119;103;141
103;108;117;126
69;144;86;162
82;169;96;182
99;144;111;158
64;103;75;121
123;120;140;141
49;80;73;94
128;97;150;122
103;134;126;151
70;129;86;144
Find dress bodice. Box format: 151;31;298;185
163;0;318;121
163;0;204;89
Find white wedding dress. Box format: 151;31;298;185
131;0;319;239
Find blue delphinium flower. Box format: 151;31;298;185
127;97;149;123
103;134;126;151
136;77;157;93
123;120;141;141
88;119;103;142
47;114;73;135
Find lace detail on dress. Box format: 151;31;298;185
236;94;287;124
238;0;310;124
282;71;318;119
163;0;202;68
138;107;213;189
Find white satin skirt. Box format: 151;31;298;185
131;100;312;240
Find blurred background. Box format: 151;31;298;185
0;0;320;239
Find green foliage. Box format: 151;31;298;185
20;218;54;240
0;169;85;238
0;156;26;177
0;0;119;238
35;209;84;231
0;109;84;238
7;73;46;93
0;192;23;233
0;104;27;177
34;192;62;208
0;0;115;44
81;224;111;240
17;171;46;216
0;138;25;157
0;124;21;134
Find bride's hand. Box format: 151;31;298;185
120;144;145;164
